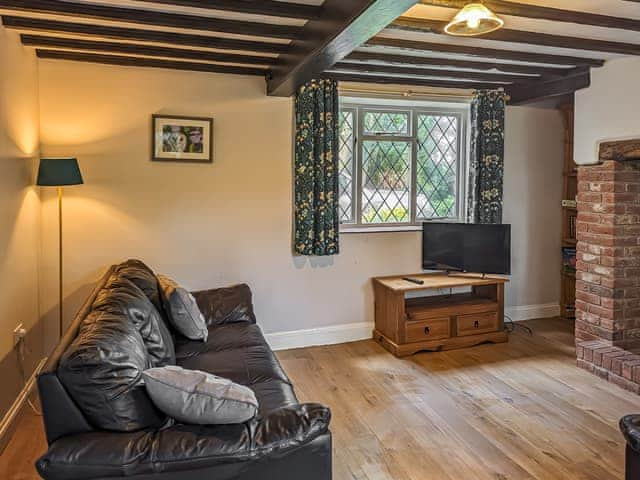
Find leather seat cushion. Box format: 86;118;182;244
176;324;297;416
175;323;266;359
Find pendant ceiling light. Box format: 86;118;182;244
444;3;504;36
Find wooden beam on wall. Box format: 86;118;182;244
21;35;276;65
420;0;640;32
35;49;269;76
1;16;289;54
267;0;420;97
0;0;301;39
506;69;591;105
323;71;498;90
134;0;322;20
334;61;532;83
392;17;640;56
347;50;570;77
367;37;605;67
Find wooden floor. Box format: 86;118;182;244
2;318;639;479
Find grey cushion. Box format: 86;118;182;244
143;366;258;425
158;275;208;341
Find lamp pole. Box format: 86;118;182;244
58;186;63;339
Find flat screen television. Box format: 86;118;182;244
422;222;511;275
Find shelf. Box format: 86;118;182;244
406;293;496;311
563;238;577;245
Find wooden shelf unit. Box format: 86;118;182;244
560;102;577;320
372;273;509;357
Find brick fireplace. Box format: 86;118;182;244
575;139;640;393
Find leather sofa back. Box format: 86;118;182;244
38;260;173;442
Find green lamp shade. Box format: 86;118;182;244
37;158;84;186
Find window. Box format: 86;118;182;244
338;99;469;230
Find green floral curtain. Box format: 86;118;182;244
293;79;340;256
467;90;506;224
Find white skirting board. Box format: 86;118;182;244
265;303;560;351
505;303;560;322
0;356;47;454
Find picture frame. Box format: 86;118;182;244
152;114;213;163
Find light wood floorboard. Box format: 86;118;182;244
1;318;639;479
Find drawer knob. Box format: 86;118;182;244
474;320;480;328
424;326;431;335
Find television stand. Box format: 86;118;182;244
372;273;508;357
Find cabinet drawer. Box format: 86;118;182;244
456;311;498;337
406;317;450;343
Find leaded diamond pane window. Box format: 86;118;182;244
338;109;355;223
416;115;459;220
363;111;409;136
338;101;468;230
362;141;411;223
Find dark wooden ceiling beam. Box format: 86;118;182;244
420;0;640;32
335;61;532;83
21;34;276;65
392;17;640;56
506;69;591;105
134;0;322;20
35;49;268;76
323;71;499;90
347;50;570;77
0;0;301;39
267;0;420;97
1;16;288;54
367;37;605;67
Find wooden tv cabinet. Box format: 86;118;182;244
372;273;508;357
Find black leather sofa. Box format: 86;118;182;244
621;415;640;480
35;260;332;480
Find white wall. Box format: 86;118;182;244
37;60;563;346
0;27;41;414
575;57;640;165
503;106;564;313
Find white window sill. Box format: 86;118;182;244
340;225;422;234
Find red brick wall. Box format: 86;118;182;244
575;160;640;351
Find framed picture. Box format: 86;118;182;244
152;114;213;163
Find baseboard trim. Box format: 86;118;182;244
506;303;560;322
266;322;374;351
0;357;47;454
266;303;560;351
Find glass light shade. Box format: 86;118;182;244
444;3;504;36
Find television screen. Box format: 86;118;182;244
422;223;511;275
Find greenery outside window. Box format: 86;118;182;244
339;98;469;231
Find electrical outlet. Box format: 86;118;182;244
13;323;26;347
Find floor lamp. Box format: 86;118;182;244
37;158;84;339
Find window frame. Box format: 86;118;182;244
339;98;470;232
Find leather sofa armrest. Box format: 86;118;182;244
621;415;640;452
36;403;331;480
191;283;256;326
252;403;331;453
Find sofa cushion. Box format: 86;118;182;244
114;259;165;316
175;323;266;360
93;275;175;366
143;366;258;425
192;284;257;326
58;309;167;432
158;275;208;341
177;338;296;416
